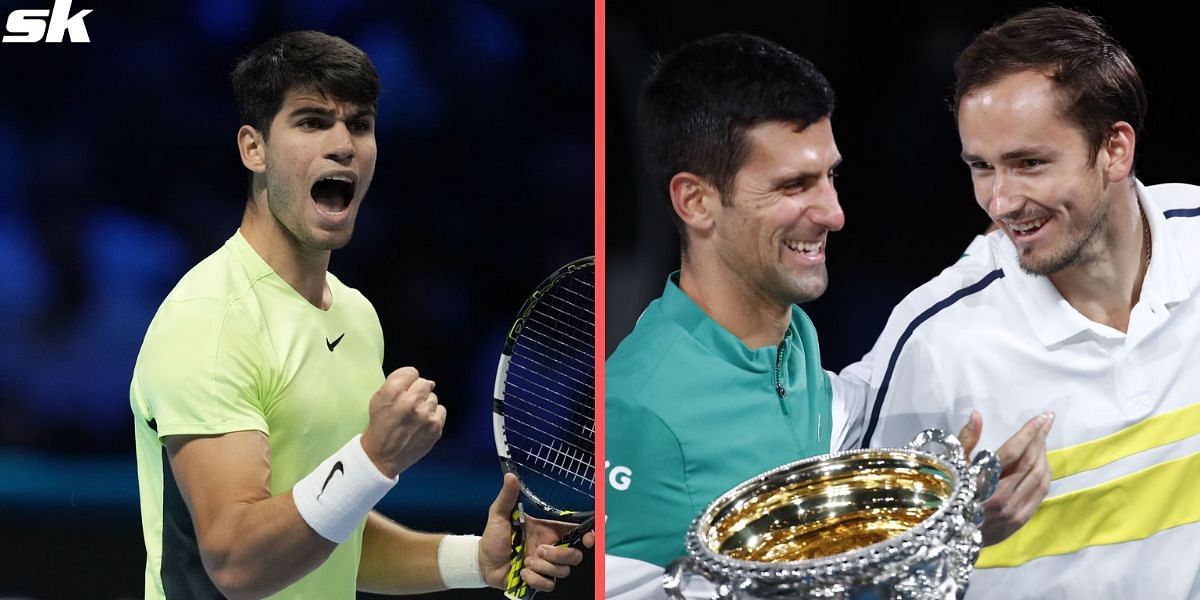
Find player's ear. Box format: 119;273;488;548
238;125;268;174
1102;121;1135;183
670;172;720;234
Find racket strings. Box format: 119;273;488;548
505;414;594;502
500;261;596;512
509;339;592;391
510;435;594;492
516;300;593;372
504;369;593;426
508;332;593;392
518;312;592;357
511;458;593;500
510;457;593;503
526;294;594;346
502;401;593;453
509;279;594;392
505;269;594;438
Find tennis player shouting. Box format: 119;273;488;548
130;31;593;599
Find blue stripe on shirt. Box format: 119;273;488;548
860;269;1006;448
1164;207;1200;219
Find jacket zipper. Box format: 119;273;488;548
774;340;787;403
775;340;805;456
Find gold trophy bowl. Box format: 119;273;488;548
710;450;955;563
665;429;1000;600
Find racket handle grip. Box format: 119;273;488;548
505;513;596;599
504;507;534;600
557;515;595;550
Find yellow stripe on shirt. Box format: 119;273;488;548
1048;402;1200;479
978;450;1200;568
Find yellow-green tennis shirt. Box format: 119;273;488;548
130;230;385;599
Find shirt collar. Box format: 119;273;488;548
1140;180;1191;307
227;229;276;281
227;229;336;310
658;272;801;374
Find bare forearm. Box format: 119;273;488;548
199;490;337;599
356;511;448;594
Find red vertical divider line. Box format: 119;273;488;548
593;0;606;598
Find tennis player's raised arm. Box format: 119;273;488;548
164;366;445;599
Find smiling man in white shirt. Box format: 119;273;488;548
854;7;1200;598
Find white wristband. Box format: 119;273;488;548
293;434;398;543
438;534;487;588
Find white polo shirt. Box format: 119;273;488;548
848;181;1200;599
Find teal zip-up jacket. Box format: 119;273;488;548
605;273;833;572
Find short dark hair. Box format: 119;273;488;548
638;33;835;239
231;31;380;138
954;7;1146;165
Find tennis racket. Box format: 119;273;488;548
492;256;596;599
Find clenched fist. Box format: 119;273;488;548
360;367;446;478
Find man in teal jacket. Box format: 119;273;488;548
605;33;847;596
605;32;1051;599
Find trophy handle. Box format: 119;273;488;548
969;450;1001;502
664;557;741;600
663;558;693;600
908;428;965;463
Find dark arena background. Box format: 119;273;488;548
0;1;592;598
606;1;1200;371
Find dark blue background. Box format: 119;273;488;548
0;1;592;597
